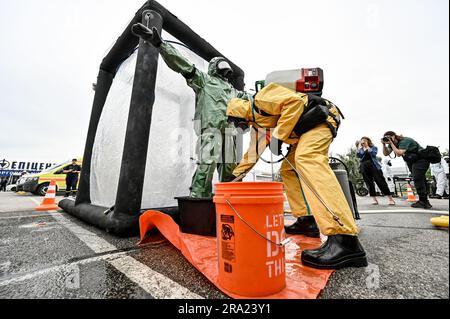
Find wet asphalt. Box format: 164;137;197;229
0;193;448;299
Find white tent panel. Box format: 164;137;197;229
91;33;207;209
90;51;136;208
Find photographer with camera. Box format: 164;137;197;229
356;137;396;206
382;132;432;209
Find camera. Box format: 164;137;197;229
382;136;391;143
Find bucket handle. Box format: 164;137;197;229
225;200;292;248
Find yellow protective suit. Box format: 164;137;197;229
227;83;358;236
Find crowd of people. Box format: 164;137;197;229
356;134;449;209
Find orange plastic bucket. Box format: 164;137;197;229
214;182;287;297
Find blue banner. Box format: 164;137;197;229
0;170;41;177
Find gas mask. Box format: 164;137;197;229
217;60;233;78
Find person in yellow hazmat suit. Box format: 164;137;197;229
226;83;368;270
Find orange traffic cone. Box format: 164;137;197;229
35;180;59;211
406;184;417;202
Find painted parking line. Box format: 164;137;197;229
359;209;449;215
0;213;63;220
0;250;131;287
27;198;202;299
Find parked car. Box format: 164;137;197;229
6;184;17;192
16;158;83;196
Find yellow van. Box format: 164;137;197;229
16;158;83;196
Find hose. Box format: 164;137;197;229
143;14;195;52
281;155;344;227
234;143;344;226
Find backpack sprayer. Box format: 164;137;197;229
264;68;324;96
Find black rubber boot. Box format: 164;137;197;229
301;235;368;270
411;201;433;209
285;216;320;238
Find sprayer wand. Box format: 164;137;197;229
281;155;344;227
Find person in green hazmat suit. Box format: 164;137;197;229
132;23;248;198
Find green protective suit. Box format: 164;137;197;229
158;42;248;198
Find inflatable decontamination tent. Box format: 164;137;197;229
59;1;245;236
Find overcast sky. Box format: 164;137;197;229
0;0;448;168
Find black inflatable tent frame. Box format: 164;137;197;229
59;0;245;237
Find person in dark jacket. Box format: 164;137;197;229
63;159;82;197
357;137;396;206
382;132;431;209
0;178;7;192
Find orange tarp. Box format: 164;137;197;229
139;211;334;299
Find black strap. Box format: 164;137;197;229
326;122;338;138
327;108;341;138
329;111;341;127
252;103;277;117
306;94;346;120
296;103;341;139
253;94;341;142
333;104;345;119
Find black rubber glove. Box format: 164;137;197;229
269;137;283;156
228;116;249;133
131;23;163;47
222;174;238;183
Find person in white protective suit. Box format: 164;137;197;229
381;159;396;194
430;157;449;199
